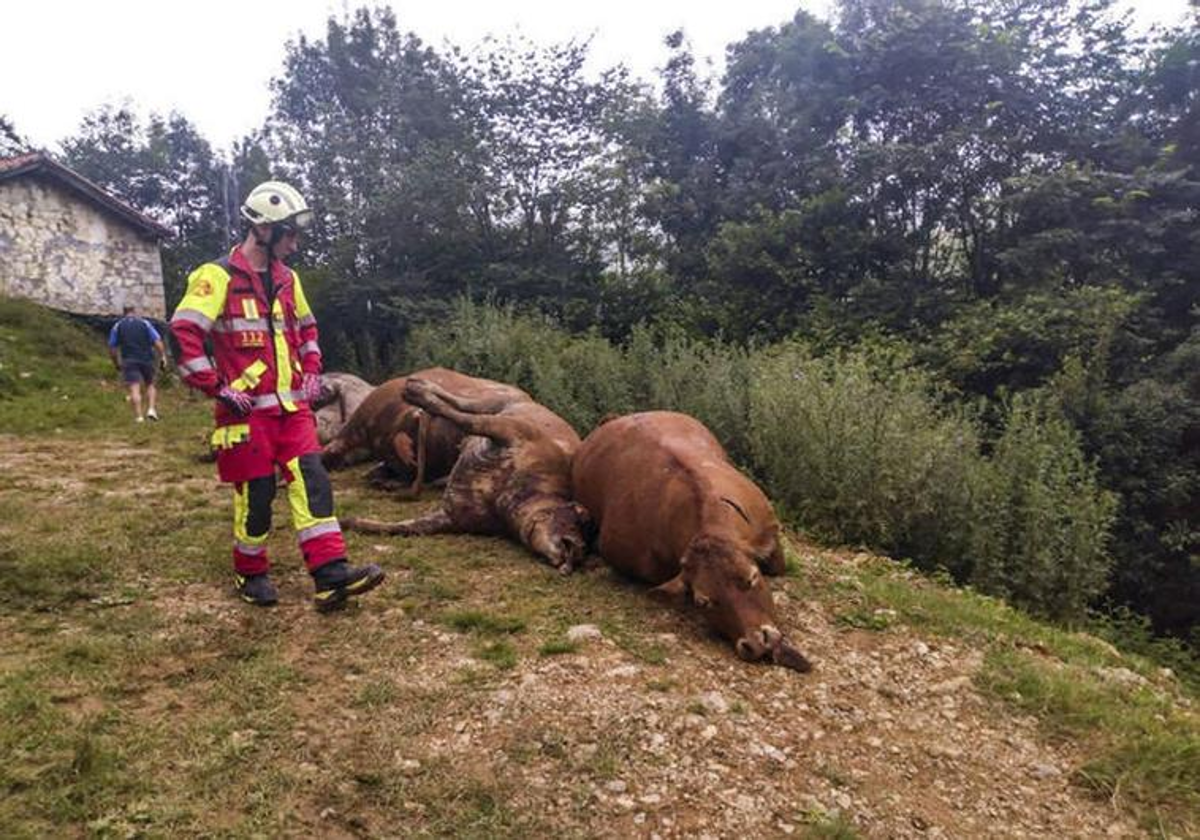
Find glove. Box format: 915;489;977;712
217;385;254;417
301;372;323;404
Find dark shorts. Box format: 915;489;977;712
121;360;156;384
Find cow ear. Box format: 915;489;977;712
649;573;688;603
759;538;787;577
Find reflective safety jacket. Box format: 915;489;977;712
170;246;322;421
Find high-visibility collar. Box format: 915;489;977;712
226;246;292;300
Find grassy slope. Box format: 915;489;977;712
0;297;1195;837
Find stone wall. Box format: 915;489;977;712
0;176;165;317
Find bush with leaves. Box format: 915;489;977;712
746;341;981;571
969;396;1117;621
624;325;755;463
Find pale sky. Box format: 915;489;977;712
1;0;1193;153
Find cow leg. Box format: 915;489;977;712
408;390;532;447
341;508;453;536
373;416;429;499
408;380;521;415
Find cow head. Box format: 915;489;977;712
523;501;591;574
652;534;812;672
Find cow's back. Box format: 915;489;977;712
573;412;727;582
501;401;581;455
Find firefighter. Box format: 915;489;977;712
171;181;384;610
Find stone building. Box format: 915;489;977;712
0;152;171;318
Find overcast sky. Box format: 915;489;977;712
1;0;1193;153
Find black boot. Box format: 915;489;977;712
235;573;279;607
311;560;385;612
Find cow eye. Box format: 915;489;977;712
693;592;713;608
746;571;761;589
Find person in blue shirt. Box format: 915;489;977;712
108;304;167;422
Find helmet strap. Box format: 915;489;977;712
250;224;285;262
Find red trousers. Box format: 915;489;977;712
212;408;346;575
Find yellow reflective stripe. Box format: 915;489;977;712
292;270;313;318
175;263;230;322
233;483;269;546
284;455;337;532
210;423;250;449
230;360;269;392
272;299;297;410
241;298;259;319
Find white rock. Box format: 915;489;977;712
1029;762;1060;779
606;780;628;793
761;744;788;763
606;664;640;679
696;691;730;714
567;624;604;643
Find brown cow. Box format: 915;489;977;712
312;372;375;447
321;368;476;495
572;411;812;671
342;374;588;572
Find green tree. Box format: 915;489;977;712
0;115;26;156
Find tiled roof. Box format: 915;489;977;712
0;151;173;240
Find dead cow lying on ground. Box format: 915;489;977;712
320;368;476;495
342;373;589;571
312;371;374;447
572;411;812;672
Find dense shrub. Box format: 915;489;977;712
969;396;1117;620
747;342;981;571
624;326;755;463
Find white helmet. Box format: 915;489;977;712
240;181;313;229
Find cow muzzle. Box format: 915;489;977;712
735;624;783;662
736;625;813;673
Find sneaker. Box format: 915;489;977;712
135;416;145;423
311;560;385;613
147;408;159;421
235;573;279;606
